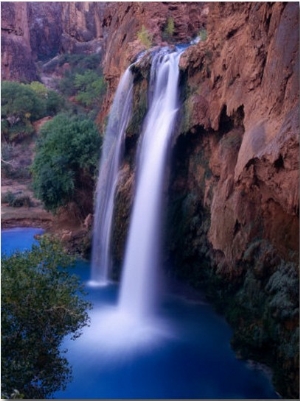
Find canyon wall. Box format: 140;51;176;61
1;2;206;83
111;2;299;398
1;2;106;81
170;3;299;398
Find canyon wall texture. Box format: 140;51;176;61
1;2;106;81
111;2;299;398
171;3;299;398
1;2;206;83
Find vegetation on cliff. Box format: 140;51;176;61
1;237;91;399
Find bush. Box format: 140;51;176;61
199;28;207;41
1;191;15;205
137;25;152;48
12;194;32;207
1;192;32;207
162;17;175;41
58;53;105;108
31;113;101;212
74;70;106;108
1;81;65;142
1;81;45;123
58;53;102;73
45;90;65;115
1;236;92;398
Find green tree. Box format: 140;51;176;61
57;53;105;103
1;81;45;141
27;81;48;98
1;236;92;399
45;90;65;116
31;113;101;213
1;81;45;122
74;70;106;108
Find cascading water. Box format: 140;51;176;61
90;68;133;285
118;47;183;319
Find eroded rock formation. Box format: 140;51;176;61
170;3;299;398
1;2;105;81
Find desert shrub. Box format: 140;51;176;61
45;90;65;115
1;192;32;207
11;194;32;207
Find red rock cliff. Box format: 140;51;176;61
167;3;298;397
179;2;299;268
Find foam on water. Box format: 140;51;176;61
71;304;176;364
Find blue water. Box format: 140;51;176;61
1;227;45;256
2;228;279;399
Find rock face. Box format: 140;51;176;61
1;2;106;81
1;2;37;82
1;2;206;83
111;2;299;398
166;2;298;398
177;1;299;275
100;2;206;89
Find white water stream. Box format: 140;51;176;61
90;68;133;284
118;48;183;319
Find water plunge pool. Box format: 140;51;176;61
2;227;279;399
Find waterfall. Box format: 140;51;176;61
118;47;183;319
90;68;133;285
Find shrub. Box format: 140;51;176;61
74;70;106;108
137;25;152;48
58;53;105;106
199;28;207;41
1;81;65;142
162;17;175;41
1;192;32;207
11;194;32;208
1;191;15;205
45;90;65;116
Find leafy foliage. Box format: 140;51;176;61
74;70;106;108
1;191;32;207
31;113;101;212
199;28;207;41
1;236;92;399
58;54;106;112
1;81;65;142
137;25;153;49
266;263;299;320
162;17;175;41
